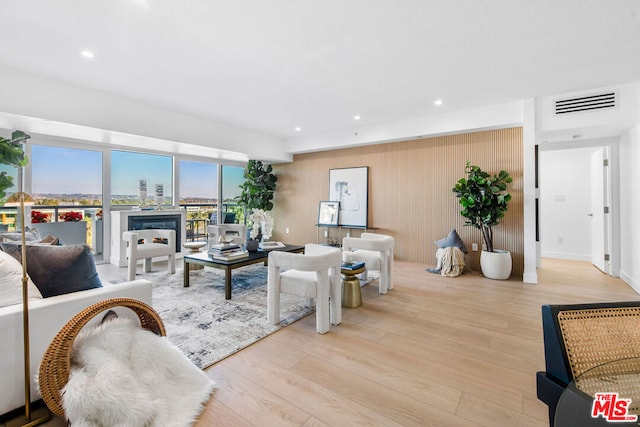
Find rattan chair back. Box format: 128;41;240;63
558;307;640;380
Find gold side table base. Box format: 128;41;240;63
341;265;364;308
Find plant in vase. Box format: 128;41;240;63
236;160;278;250
246;209;273;251
452;161;513;280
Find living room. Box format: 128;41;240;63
1;1;640;426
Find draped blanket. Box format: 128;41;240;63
62;317;215;427
438;246;466;277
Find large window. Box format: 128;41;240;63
222;165;244;223
179;160;218;205
30;145;103;256
31;145;102;206
179;160;218;239
111;151;173;206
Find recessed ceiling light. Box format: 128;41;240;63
434;99;443;106
295;127;302;132
354;115;361;120
80;50;95;59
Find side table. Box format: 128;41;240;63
183;241;207;270
341;264;365;308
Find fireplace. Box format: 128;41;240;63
128;214;182;253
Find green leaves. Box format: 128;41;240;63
451;161;512;252
0;130;31;203
237;160;278;212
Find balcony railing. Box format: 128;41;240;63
0;202;245;256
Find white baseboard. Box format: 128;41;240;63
540;251;591;262
620;270;640;295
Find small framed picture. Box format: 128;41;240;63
318;201;340;226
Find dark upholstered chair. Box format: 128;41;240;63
536;301;640;426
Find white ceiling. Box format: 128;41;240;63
1;0;639;154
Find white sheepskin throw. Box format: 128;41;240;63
62;317;216;427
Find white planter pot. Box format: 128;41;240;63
480;249;512;280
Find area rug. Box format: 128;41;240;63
120;264;313;370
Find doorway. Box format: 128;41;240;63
539;143;614;275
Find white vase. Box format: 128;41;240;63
480;249;512;280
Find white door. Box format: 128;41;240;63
590;147;608;273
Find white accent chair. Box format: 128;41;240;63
123;229;176;281
207;224;247;246
342;232;395;294
267;243;342;334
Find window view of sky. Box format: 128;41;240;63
222;165;244;201
179;160;217;199
111;150;172;197
29;145;245;203
32;145;102;194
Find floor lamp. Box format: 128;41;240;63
5;191;50;427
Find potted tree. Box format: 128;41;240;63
452;161;513;280
236;160;277;250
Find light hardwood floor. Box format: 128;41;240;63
194;258;638;427
37;258;638;427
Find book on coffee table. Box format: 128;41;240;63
259;241;286;250
211;249;249;261
208;243;241;255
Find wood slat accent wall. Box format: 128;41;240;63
271;127;524;277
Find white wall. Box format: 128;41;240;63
539;148;595;261
619;123;640;291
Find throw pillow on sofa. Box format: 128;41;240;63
0;243;102;298
0;250;43;308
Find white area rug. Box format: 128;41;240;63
137;264;313;369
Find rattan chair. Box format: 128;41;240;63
38;298;166;418
536;301;640;426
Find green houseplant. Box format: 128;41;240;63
237;160;278;212
452;161;513;279
236;160;277;247
0;130;31;202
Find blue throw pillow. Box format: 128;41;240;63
435;229;468;254
0;243;102;297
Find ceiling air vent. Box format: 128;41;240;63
555;92;616;115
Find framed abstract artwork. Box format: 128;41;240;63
329;166;368;227
317;201;340;226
